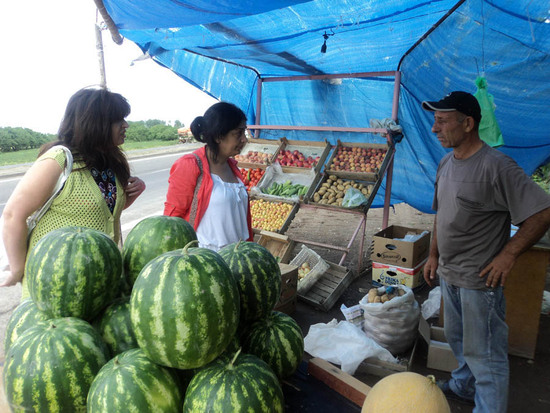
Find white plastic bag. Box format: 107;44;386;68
304;319;397;375
421;286;441;320
360;285;420;355
342;187;367;208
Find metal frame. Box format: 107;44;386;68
248;70;401;274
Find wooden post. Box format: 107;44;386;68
95;23;107;89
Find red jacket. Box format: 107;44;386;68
164;146;253;241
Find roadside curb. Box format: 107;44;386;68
0;144;202;179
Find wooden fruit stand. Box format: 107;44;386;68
245;70;403;311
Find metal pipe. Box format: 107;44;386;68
93;0;123;45
261;71;398;82
247;125;388;134
254;78;263;138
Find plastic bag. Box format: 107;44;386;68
360;285;420;355
304;319;397;375
342;187;367;208
421;286;441;320
474;77;504;148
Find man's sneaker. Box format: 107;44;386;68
436;379;475;406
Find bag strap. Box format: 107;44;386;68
27;145;74;234
189;153;203;227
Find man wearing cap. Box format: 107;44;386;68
422;91;550;412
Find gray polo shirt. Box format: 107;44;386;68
433;143;550;289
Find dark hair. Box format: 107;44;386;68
40;87;131;187
190;102;247;160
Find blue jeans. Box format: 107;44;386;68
440;278;509;413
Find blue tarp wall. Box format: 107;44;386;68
102;0;550;213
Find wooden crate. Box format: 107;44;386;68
298;260;357;311
305;173;375;211
236;138;282;169
274;263;299;315
250;199;299;235
324;140;389;182
277;138;332;174
254;165;317;204
257;230;295;263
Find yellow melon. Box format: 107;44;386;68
362;372;450;413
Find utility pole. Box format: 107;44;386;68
95;22;107;89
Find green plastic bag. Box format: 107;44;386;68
474;77;504;147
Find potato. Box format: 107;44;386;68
398;289;406;296
380;294;389;303
374;296;382;303
313;193;321;202
329;175;337;181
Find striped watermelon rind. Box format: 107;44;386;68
25;226;123;321
4;298;50;353
87;348;183;412
183;350;284;412
243;310;305;379
3;317;110;412
218;241;281;324
130;243;240;369
94;296;137;356
122;215;197;288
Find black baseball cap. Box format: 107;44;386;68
422;91;482;123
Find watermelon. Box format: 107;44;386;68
218;241;281;324
130;242;240;369
183;349;284;412
243;311;304;379
87;348;183;412
4;298;50;353
122;215;197;289
3;317;110;412
25;226;122;321
94;296;137;356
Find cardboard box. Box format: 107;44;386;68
274;263;298;315
371;225;430;268
371;259;427;289
418;317;458;372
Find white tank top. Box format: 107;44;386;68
196;174;249;251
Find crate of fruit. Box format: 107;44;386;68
290;245;330;295
275;138;331;174
324;140;389;182
251;163;316;203
239;167;266;192
234;138;282;168
250;198;298;234
307;173;375;210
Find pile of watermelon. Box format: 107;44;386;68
3;215;304;412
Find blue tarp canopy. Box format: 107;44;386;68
102;0;550;213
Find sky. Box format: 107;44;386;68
0;1;217;134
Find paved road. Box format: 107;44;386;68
0;144;201;359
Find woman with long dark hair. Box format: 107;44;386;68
1;87;145;288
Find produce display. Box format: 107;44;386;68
25;226;123;321
328;145;387;173
219;241;281;324
3;317;110;413
239;167;265;191
5;215;307;411
361;372;450;413
250;199;294;232
123;215;197;289
311;175;373;207
366;286;406;303
95;296;137;356
4;298;50;354
276;149;320;168
183;350;284;413
235;150;272;164
87;348;183;413
242;311;305;379
261;180;309;197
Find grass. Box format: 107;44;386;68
0;140;179;166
